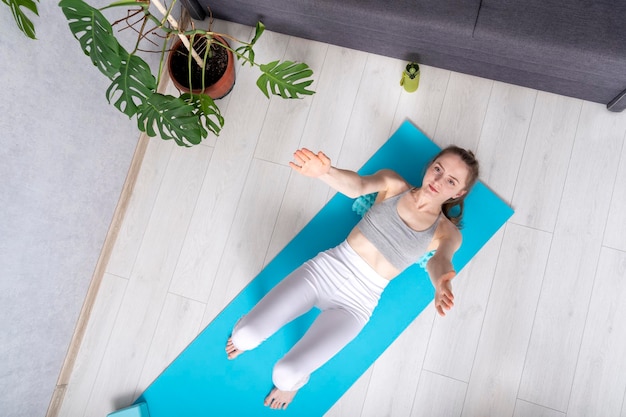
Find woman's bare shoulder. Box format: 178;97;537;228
374;170;412;198
434;216;463;250
376;169;406;181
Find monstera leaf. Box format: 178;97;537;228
235;21;265;67
3;0;39;39
256;61;315;99
58;0;316;146
59;0;122;79
106;50;157;118
136;93;206;147
181;93;225;139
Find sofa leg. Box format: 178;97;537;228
607;88;626;112
180;0;206;20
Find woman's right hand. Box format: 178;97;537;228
289;148;331;178
434;271;456;316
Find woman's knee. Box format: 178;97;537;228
272;358;310;391
231;319;264;351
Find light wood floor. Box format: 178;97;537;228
56;20;626;417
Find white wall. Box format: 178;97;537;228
0;2;161;416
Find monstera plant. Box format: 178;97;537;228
58;0;315;146
3;0;39;39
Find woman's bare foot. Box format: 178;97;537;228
225;337;244;360
264;386;298;410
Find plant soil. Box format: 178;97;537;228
170;37;229;90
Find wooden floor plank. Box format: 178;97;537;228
518;101;626;411
475;82;536;203
566;248;626;417
58;274;128;417
510;93;581;231
513;400;565;417
106;138;174;279
359;311;435;417
134;293;206;397
201;160;291;326
461;223;551;417
337;53;404;171
603;119;626;252
298;45;368;156
410;371;467;417
86;144;213;416
433;72;493;150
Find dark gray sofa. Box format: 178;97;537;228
182;0;626;111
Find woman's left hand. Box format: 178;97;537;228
434;271;455;316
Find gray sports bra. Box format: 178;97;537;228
356;189;440;271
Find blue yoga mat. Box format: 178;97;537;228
126;121;513;417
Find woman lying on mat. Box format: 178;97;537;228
225;146;479;410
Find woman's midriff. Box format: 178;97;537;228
346;227;400;281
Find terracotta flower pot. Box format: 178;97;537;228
167;34;236;99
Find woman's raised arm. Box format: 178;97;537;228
289;148;399;198
426;223;463;316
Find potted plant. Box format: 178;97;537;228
58;0;315;146
3;0;39;39
167;31;236;99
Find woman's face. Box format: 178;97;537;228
422;153;470;201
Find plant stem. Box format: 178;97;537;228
151;0;205;67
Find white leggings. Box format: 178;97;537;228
231;240;389;391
